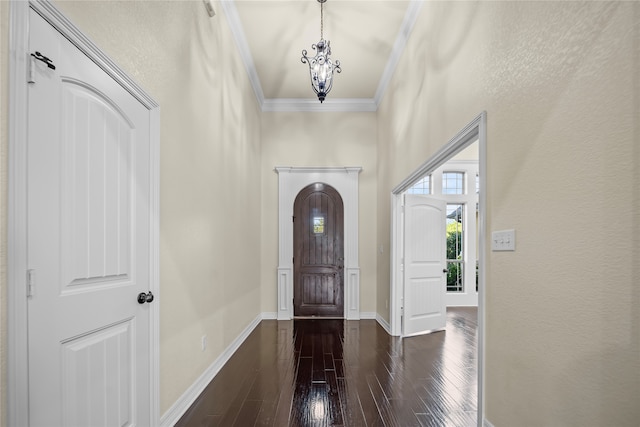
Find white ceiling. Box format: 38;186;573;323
220;0;423;112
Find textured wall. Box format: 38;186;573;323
51;0;263;415
377;1;639;425
260;112;378;315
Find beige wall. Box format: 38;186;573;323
46;0;262;414
260;112;378;315
377;1;639;426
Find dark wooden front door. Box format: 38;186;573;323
294;183;344;317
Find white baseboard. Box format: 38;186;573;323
263;312;379;321
261;311;278;320
375;314;392;334
159;314;262;426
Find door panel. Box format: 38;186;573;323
61;319;134;426
294;183;344;317
27;9;151;426
403;195;447;336
61;80;133;293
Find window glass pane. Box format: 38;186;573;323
442;172;464;194
313;216;325;234
446;204;464;292
407;175;430;194
447;262;464;292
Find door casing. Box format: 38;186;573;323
276;167;362;320
390;112;486;427
7;2;161;425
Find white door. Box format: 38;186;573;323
27;9;153;426
403;194;447;337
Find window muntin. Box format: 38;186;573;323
442;172;464;195
407;175;430;195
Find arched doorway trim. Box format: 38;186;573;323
275;167;362;320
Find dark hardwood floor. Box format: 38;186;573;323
175;308;478;427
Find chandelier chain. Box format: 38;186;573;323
320;1;324;40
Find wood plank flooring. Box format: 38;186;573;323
175;308;478;427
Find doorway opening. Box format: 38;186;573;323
389;112;486;426
405;148;480;307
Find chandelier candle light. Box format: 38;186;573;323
301;0;341;103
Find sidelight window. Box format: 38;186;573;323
446;204;464;292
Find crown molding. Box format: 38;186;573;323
374;0;424;106
221;0;423;113
262;98;377;113
219;0;265;105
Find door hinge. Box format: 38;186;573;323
28;51;56;84
292;216;295;222
28;54;35;84
27;269;36;297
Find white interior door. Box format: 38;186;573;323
403;194;447;337
27;8;153;426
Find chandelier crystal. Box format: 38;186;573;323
301;0;341;103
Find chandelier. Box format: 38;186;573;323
301;0;341;103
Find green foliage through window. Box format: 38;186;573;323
446;205;463;292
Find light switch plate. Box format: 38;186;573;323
492;229;516;251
